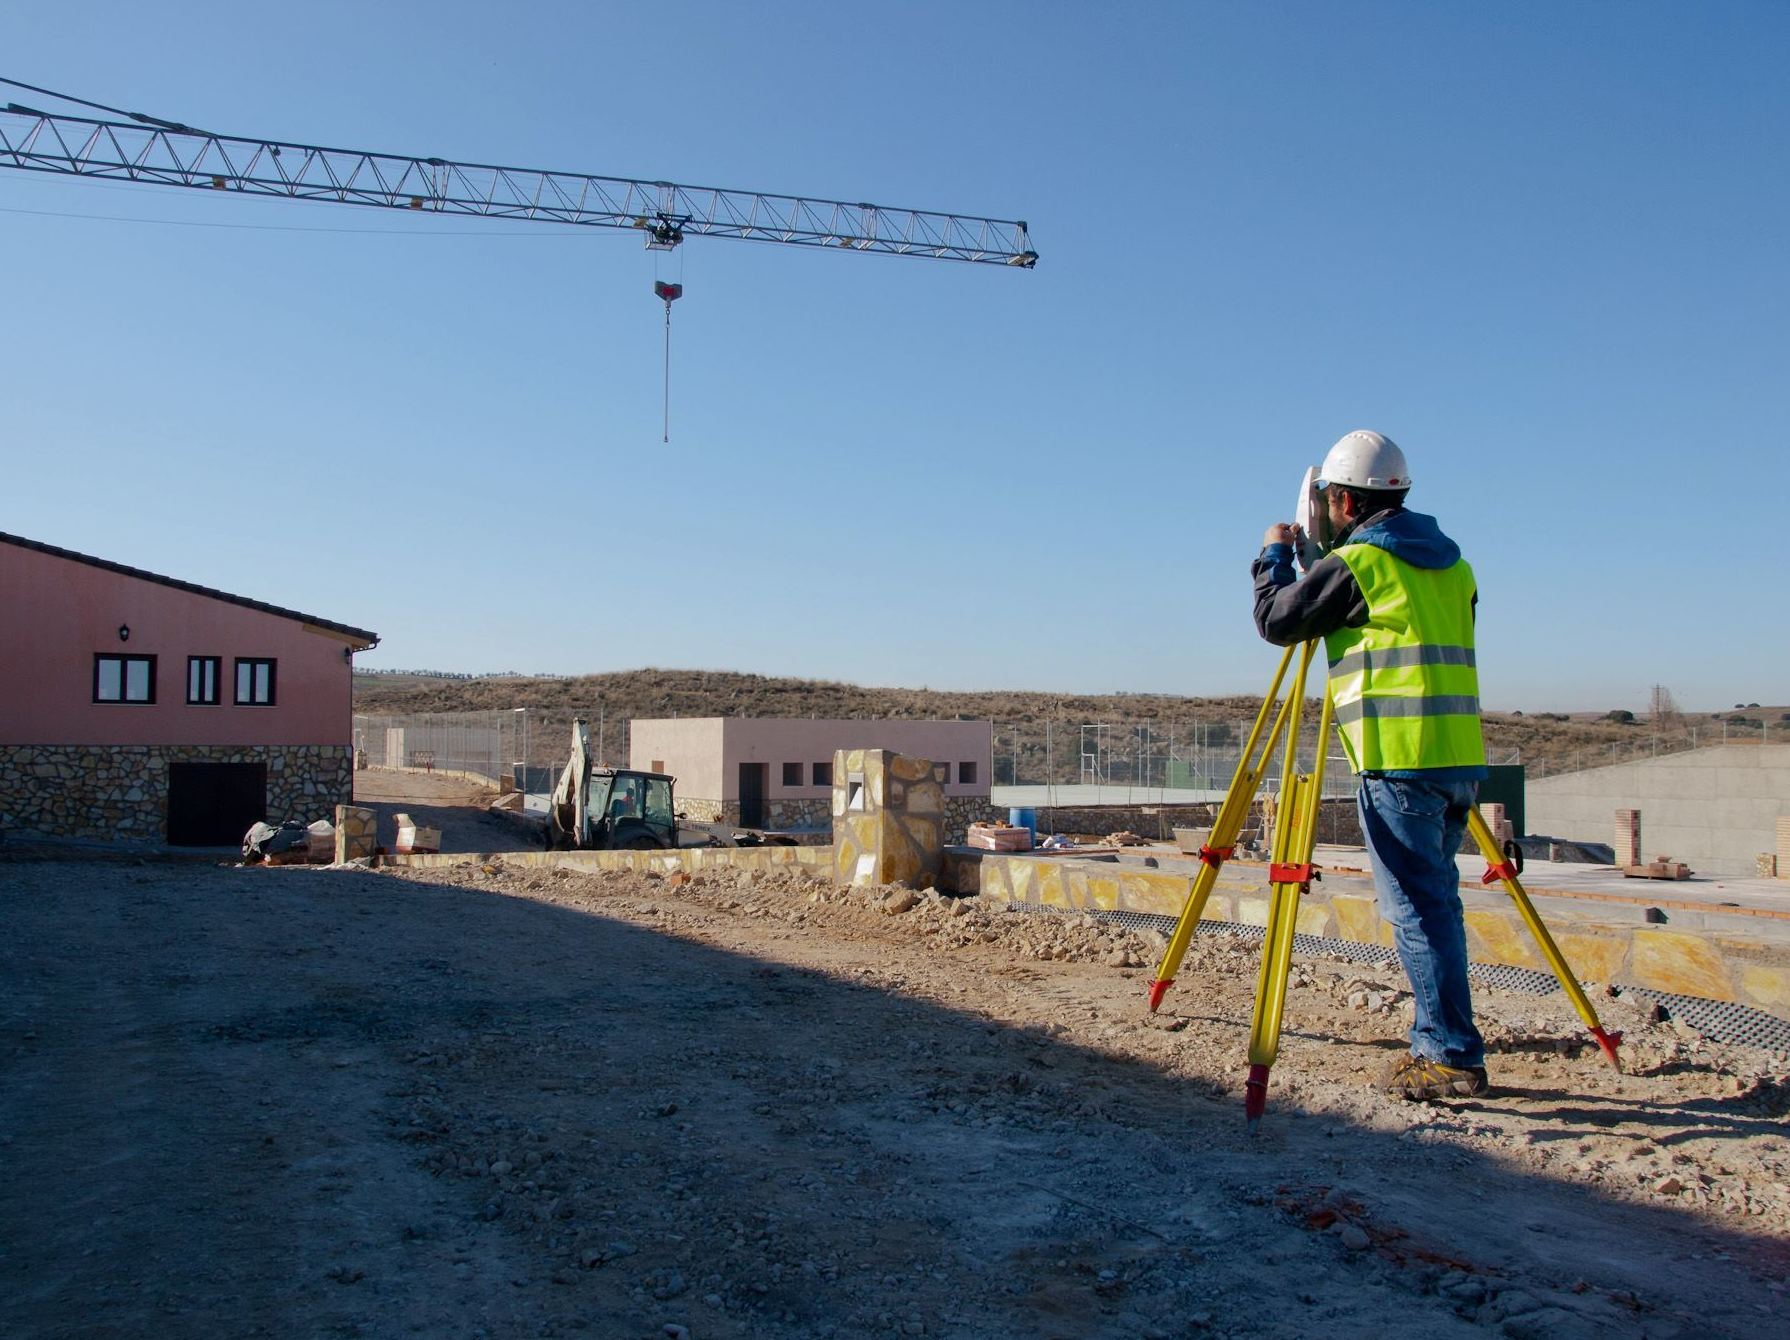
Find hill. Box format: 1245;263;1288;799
352;668;1784;781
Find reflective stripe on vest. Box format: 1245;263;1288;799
1324;544;1486;773
1327;644;1477;678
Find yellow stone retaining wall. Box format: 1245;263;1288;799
946;851;1790;1017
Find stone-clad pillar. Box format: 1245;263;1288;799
335;805;377;862
831;748;945;889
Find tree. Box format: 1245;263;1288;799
1648;685;1683;737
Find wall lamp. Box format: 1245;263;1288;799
117;623;130;642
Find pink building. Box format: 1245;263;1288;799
0;531;376;845
628;716;993;836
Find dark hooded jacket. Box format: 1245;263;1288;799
1253;507;1483;781
1252;507;1470;646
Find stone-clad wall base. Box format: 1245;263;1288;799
0;744;353;844
947;797;1001;846
946;850;1790;1017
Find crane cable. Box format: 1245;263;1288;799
0;74;209;135
653;246;685;444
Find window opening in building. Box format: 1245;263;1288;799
95;654;156;704
781;761;802;787
235;658;277;706
187;656;221;705
813;761;832;787
958;761;977;784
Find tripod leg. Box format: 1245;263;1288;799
1147;646;1299;1011
1148;858;1225;1013
1467;807;1623;1069
1241;660;1336;1126
1244;763;1326;1126
1238;647;1331;1126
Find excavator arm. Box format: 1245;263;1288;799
546;718;592;849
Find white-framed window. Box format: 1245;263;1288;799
234;658;277;706
94;654;156;704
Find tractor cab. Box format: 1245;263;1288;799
584;768;678;850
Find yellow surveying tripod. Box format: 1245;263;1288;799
1145;641;1624;1127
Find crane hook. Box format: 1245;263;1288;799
654;280;683;444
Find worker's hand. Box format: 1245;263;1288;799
1263;523;1296;548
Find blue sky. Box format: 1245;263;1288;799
4;2;1784;711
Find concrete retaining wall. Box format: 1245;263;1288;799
1527;745;1790;878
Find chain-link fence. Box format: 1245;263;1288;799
353;708;616;800
353;709;1778;800
988;719;1357;799
353;711;525;788
1521;719;1777;779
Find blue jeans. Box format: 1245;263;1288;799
1358;775;1485;1069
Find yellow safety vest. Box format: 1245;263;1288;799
1324;543;1486;772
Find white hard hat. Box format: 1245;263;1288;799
1317;430;1411;491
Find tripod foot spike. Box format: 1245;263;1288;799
1590;1026;1624;1071
1243;1063;1270;1127
1146;978;1173;1013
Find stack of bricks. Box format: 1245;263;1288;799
1480;802;1514;846
334;804;377;862
1614;809;1643;869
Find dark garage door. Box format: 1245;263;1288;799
167;761;267;846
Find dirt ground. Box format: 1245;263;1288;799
3;811;1788;1339
349;769;538;855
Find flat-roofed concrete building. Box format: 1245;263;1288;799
629;717;993;837
0;531;377;846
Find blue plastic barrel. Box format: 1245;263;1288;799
1009;807;1037;842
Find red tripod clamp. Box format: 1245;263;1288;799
1198;844;1234;868
1269;862;1315;886
1481;861;1519;885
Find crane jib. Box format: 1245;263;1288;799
0;96;1037;267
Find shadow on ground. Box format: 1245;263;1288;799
0;860;1783;1340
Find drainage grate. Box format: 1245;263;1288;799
1006;902;1790;1052
1616;988;1790;1052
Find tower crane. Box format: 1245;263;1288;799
0;76;1038;267
0;77;1035;439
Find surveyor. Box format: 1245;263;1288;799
1253;430;1489;1100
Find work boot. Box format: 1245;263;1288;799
1380;1052;1488;1101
